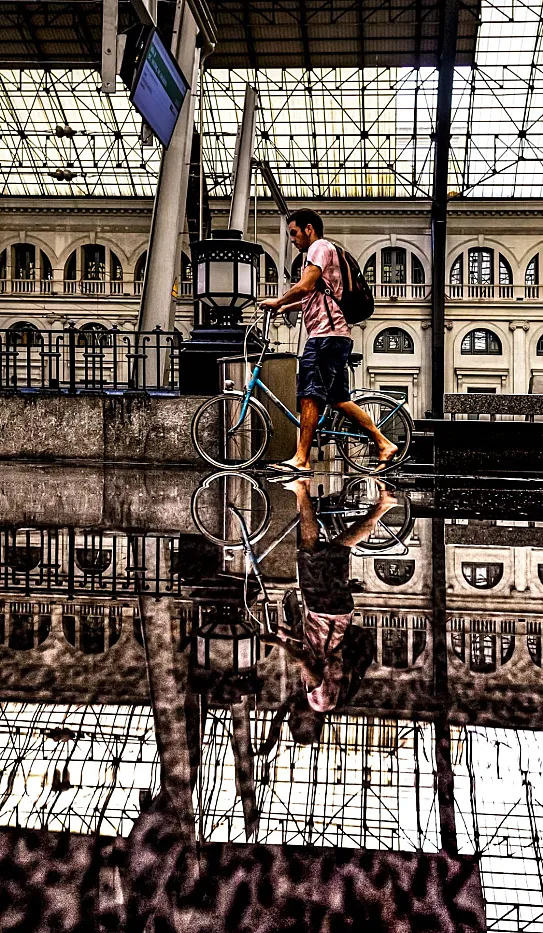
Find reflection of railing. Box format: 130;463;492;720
0;528;233;600
0;324;184;393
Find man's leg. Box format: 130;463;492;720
281;396;321;471
335;399;398;464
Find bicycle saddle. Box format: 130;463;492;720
348;352;363;367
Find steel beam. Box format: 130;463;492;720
101;0;118;94
430;0;460;418
229;85;258;236
137;1;203;381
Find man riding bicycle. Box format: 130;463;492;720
260;209;398;476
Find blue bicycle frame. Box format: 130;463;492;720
229;310;407;439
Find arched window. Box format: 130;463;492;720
462;562;503;589
7;601;50;651
374;327;414;354
374;560;415;586
411;255;425;284
64;245;123;295
382;247;406;284
261;253;278;298
526;255;539;298
0;250;6;294
7;321;42;347
536;335;543;356
291;253;303;283
461;329;502;355
10;244;52;294
470;632;497;673
77;322;112;348
469;248;493;285
134;251;147;295
450;255;463;286
62;604;122;655
499;255;513;285
528;620;542;668
363;254;376;285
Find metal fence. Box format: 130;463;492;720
0;527;223;600
0;324;185;393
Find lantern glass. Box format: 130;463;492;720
238;261;251;295
210;261;234;304
197;262;206;296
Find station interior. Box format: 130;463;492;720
2;1;543;931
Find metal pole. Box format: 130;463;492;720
431;0;459;418
137;1;202;382
229;85;258;236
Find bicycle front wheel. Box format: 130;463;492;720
335;394;412;474
191;393;270;469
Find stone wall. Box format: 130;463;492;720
0;393;208;465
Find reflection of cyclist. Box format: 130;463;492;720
262;478;397;714
260;209;398;476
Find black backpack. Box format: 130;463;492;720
313;245;374;329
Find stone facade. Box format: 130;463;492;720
2;197;543;417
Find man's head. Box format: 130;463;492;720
287;209;324;252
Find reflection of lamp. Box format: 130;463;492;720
191;229;262;324
195;605;258;673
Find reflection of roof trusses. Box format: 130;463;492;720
207;0;480;69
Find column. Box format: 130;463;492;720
138;3;203;380
509;320;530;394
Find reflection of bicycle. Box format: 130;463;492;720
191;471;413;555
191;310;414;474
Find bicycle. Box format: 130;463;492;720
191;471;413;556
191;309;414;474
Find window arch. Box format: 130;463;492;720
374;560;415;586
7;602;51;651
450;248;514;299
7;321;42;347
462;562;503;589
461;329;502;355
469;247;493;285
374;327;414;354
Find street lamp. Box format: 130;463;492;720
191;229;262;324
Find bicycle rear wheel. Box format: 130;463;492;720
191;392;270;469
334;393;412;474
337;477;413;550
191;471;271;547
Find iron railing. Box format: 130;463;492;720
0;527;226;600
0;323;185;393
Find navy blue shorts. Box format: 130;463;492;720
297;337;353;411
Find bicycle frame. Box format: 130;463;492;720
229;310;409;439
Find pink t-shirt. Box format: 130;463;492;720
303;239;350;339
301;609;353;712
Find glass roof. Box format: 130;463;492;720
1;0;543;199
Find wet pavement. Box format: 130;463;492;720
0;463;542;930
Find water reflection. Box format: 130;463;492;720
0;467;541;929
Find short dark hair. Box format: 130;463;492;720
287;209;324;238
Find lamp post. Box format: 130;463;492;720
179;230;263;393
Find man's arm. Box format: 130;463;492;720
260;262;321;312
